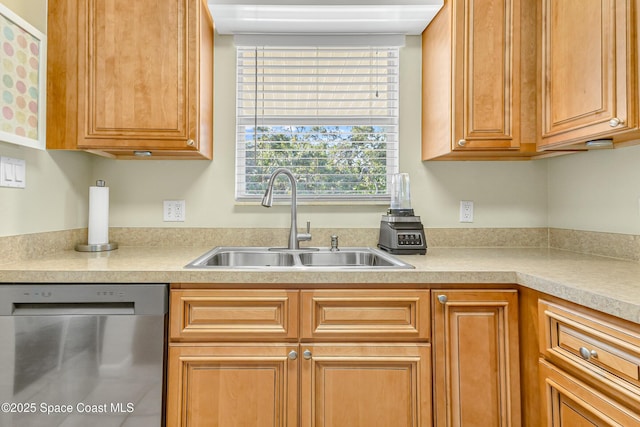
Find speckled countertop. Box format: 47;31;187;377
0;246;639;324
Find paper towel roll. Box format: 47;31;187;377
88;182;109;245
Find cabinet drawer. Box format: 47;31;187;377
301;290;430;341
539;359;640;426
539;300;640;405
170;290;299;342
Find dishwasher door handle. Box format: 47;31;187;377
12;302;136;316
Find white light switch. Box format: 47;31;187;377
0;157;26;188
14;162;25;182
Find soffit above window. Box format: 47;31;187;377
207;0;444;36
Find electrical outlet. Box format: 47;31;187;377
163;200;185;222
459;200;474;223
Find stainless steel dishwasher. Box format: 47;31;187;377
0;283;168;427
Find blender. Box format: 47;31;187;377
377;173;427;255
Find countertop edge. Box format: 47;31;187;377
1;247;639;325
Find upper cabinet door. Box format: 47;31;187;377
47;0;213;159
422;0;538;160
82;0;188;143
453;0;520;150
539;0;637;149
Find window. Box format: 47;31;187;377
235;46;399;202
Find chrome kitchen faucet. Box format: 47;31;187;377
261;168;312;250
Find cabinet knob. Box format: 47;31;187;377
303;349;312;360
579;347;598;360
457;139;467;147
288;350;298;360
609;118;624;127
187;139;196;147
437;295;448;304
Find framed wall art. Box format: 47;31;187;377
0;3;46;150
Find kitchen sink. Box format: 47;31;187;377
196;249;296;267
185;247;414;269
298;250;401;267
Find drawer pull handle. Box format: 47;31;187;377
288;350;298;360
579;347;598;360
437;295;448;304
303;349;312;360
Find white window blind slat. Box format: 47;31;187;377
235;46;400;202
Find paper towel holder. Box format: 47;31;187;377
75;180;118;252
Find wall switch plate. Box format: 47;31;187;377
163;200;185;222
0;157;26;188
459;200;474;223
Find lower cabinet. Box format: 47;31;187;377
537;299;640;426
539;359;640;427
167;288;432;427
167;345;299;427
432;289;521;427
300;344;431;427
167;343;431;427
167;286;640;426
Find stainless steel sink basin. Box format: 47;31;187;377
196;249;296;267
185;247;413;269
298;250;400;267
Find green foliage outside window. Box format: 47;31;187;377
244;125;389;198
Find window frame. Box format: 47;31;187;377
234;45;400;204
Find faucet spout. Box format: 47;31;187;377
261;168;311;250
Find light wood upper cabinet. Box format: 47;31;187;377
47;0;213;159
432;289;521;427
538;0;639;150
422;0;539;160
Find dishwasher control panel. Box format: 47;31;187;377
0;284;168;315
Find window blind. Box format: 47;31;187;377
235;46;399;202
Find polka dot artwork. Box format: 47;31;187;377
0;12;40;141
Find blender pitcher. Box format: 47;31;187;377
390;173;412;211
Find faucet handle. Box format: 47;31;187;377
297;221;312;242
